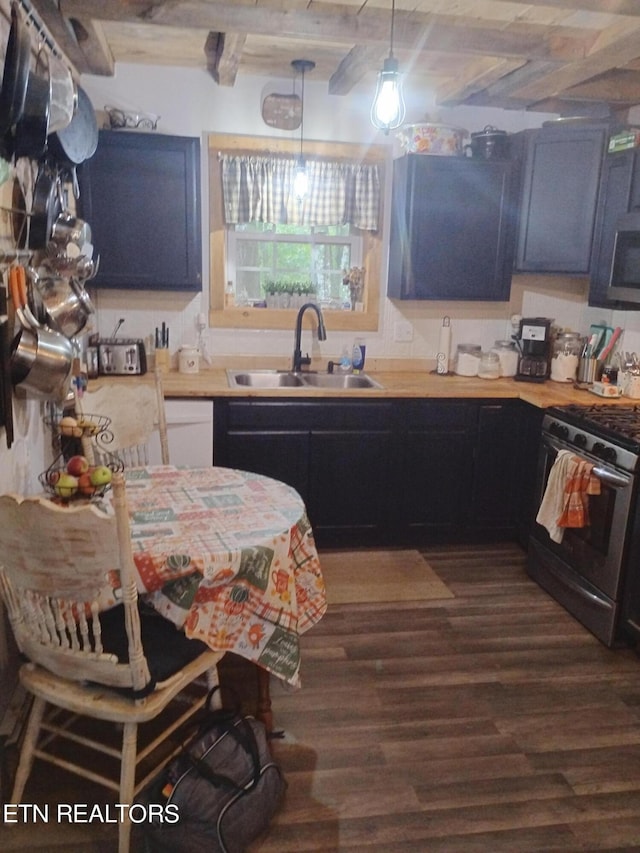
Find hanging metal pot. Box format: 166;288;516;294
0;2;31;157
47;86;98;195
30;269;95;339
28;163;63;251
8;267;74;402
14;58;52;160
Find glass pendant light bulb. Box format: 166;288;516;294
371;56;405;133
294;159;308;200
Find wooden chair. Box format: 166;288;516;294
80;366;170;467
0;471;222;853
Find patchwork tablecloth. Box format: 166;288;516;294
108;466;327;687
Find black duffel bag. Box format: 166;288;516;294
140;692;286;853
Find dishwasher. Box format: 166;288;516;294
149;399;214;467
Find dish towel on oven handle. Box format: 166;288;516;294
536;449;601;544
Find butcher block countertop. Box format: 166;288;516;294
159;367;632;409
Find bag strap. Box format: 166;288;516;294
188;714;263;793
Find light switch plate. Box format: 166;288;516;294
394;321;413;342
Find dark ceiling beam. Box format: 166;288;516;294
30;0;113;75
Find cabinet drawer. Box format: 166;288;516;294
225;400;394;431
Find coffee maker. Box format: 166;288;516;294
513;317;552;382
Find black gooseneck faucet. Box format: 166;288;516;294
292;303;327;372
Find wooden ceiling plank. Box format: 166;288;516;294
488;0;640;17
68;17;115;76
512;24;640;101
205;30;247;85
328;43;383;95
58;0;609;63
29;0;92;73
436;57;526;107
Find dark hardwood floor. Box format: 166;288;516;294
252;543;640;852
4;542;640;851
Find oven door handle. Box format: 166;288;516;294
592;467;631;489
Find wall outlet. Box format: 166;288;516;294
394;321;413;342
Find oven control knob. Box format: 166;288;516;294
573;433;587;448
549;421;569;440
592;442;617;464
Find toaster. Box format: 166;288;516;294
97;338;147;375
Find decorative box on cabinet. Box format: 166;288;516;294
514;124;609;274
388;154;517;301
78;131;202;291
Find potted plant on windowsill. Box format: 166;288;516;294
264;280;317;309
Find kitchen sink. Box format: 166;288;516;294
300;373;382;389
226;369;382;390
227;370;305;388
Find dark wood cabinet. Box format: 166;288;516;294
388;154;517;301
213;400;395;548
78;131;202;292
589;148;640;308
214;397;526;548
392;400;476;543
468;402;521;538
514;124;608;273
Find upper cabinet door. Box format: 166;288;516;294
388;154;517;301
78;131;202;292
515;125;608;274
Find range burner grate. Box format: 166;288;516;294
549;404;640;446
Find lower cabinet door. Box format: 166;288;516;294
223;431;310;503
309;430;394;547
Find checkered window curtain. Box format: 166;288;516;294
220;154;380;231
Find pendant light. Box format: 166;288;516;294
370;0;405;134
291;59;315;200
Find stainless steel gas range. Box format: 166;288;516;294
529;404;640;647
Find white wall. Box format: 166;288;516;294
81;63;640;367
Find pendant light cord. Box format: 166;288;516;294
299;66;305;162
389;0;396;59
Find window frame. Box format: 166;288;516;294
207;133;385;331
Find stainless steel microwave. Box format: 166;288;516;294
608;212;640;302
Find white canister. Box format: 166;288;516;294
178;346;200;374
621;372;640;399
455;344;481;377
492;340;518;377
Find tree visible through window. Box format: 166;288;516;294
227;222;362;308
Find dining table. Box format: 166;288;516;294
99;464;327;727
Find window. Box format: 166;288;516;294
228;222;361;308
208;134;386;332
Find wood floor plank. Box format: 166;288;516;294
7;541;640;851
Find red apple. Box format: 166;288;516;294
77;471;96;496
54;473;79;498
66;455;90;477
89;465;112;487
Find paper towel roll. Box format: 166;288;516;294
436;317;451;374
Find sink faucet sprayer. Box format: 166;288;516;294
292;303;327;372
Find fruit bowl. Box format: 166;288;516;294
39;453;124;502
45;413;112;438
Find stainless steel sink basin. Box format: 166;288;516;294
226;369;382;390
227;370;304;388
300;373;382;389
